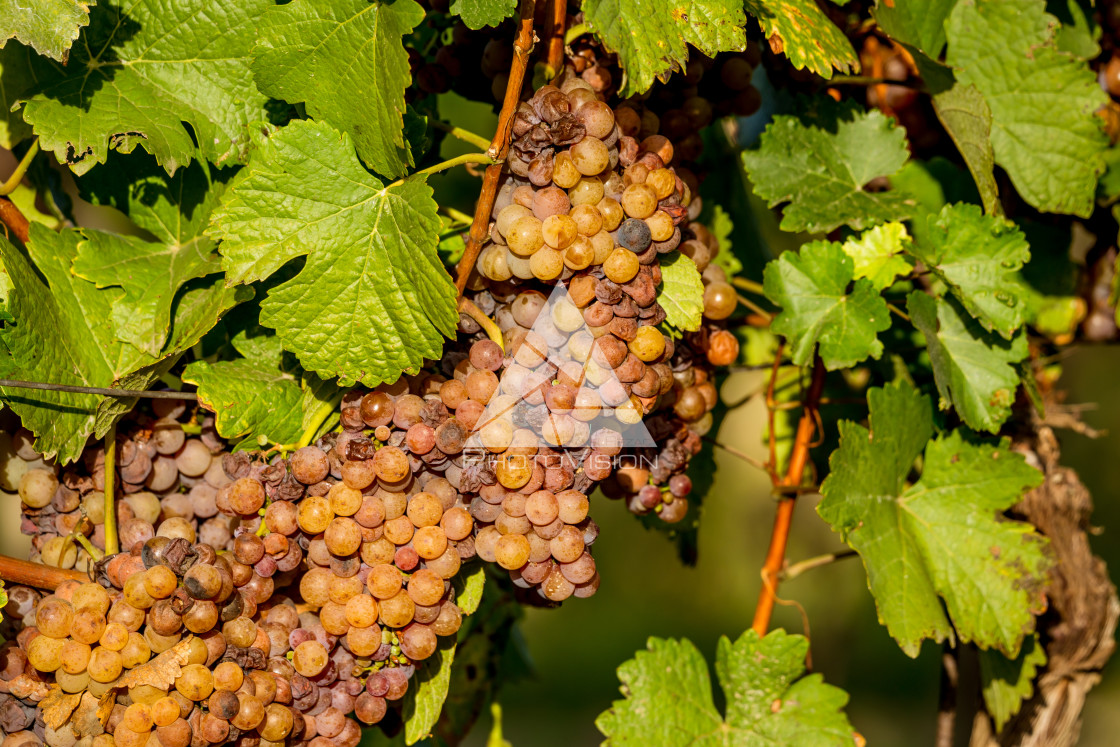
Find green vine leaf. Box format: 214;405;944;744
0;45;34;148
596;629;857;746
979;633;1046;732
449;0;517;29
930;81;1001;217
403;639;456;745
909;203;1031;338
73;234;219;357
908;292;1027;434
93;274;252;434
14;0;271;175
818;381;1050;658
945;0;1108;217
208;119;458;386
0;227;245;463
253;0;423;179
74;157;231;356
182;328;340;450
840;222;914;291
453;563;486;616
743;98;914;233
745;0;858;78
872;0;956;57
763;240;891;370
0;0;91;62
707;205;742;276
581;0;746;97
657;251;705;332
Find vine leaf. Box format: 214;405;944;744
253;0;423;179
908;292;1027;434
0;45;34;148
404;638;456;745
15;0;272;175
450;0;517;29
77;153;228;246
0;0;91;62
93;274;251;434
0;226;246;464
182;329;340;451
657;251;705;332
208;119;458;386
872;0;956;57
453;563;486;616
979;633;1046;732
818;381;1050;658
840;222;914;291
930;82;1001;217
73;233;219;357
707;204;741;276
945;0;1108;217
909;203;1031;338
745;0;858;78
74;157;231;356
596;630;857;746
763;240;891;370
743;97;914;233
581;0;746;97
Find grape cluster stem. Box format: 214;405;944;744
103;423;119;556
0;138;39;197
752;356;826;635
455;0;536;295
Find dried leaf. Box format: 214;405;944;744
7;673;50;700
115;636;194;690
41;687;82;729
73;691;107;738
96;692;115;729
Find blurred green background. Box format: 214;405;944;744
2;94;1118;747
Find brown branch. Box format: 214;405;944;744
0;554;87;590
752;356;826;635
544;0;567;76
454;0;536;296
938;643;960;747
0;197;30;244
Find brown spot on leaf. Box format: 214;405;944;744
770;698;782;713
768;34;784;54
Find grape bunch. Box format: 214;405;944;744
6;402;236;575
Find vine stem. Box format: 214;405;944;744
936;642;959;747
103;424;119;557
429;121;492;151
543;0;567;76
454;0;535;296
751;356;827;635
564;21;589;45
0;197;30;243
0;139;39;197
0;379;198;400
295;393;344;450
731;276;765;296
387;153;495;188
736;293;772;322
458;297;505;350
781;549;858;580
0;554;87;590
